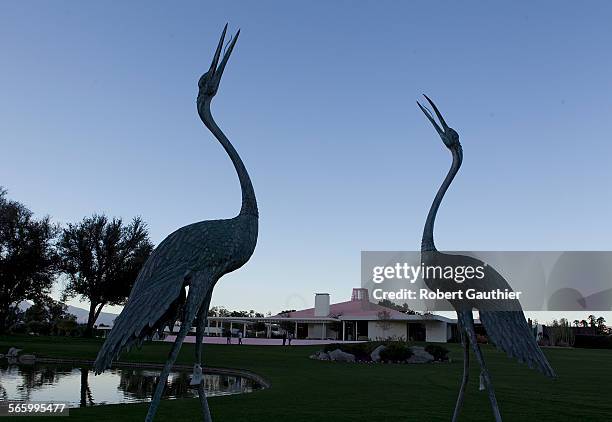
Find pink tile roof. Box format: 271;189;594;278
277;298;408;320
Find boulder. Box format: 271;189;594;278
328;348;355;362
309;350;329;360
407;346;434;364
309;351;330;361
317;352;330;361
370;345;386;362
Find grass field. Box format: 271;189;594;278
1;335;611;421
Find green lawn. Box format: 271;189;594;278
1;335;611;421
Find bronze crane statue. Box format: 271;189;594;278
93;25;258;422
417;95;555;421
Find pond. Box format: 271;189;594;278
0;362;262;407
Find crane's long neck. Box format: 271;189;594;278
421;146;462;251
198;97;258;217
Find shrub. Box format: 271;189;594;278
425;344;450;361
323;342;374;361
574;334;612;349
379;342;412;362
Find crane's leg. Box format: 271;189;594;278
451;328;469;422
195;290;213;422
465;317;502;422
145;279;207;422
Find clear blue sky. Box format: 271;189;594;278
2;1;611;322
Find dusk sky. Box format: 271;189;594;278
2;1;612;321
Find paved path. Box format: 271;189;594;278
163;336;362;346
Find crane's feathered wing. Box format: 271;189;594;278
93;220;229;373
423;251;556;378
479;310;555;377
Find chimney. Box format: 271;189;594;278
351;288;368;302
314;293;330;317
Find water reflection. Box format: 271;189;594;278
0;362;260;407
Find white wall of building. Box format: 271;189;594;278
424;321;449;343
367;321;406;340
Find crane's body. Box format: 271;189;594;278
417;95;554;422
94;25;256;422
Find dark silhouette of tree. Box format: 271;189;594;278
23;296;77;335
596;316;607;334
58;214;153;336
588;314;597;328
0;187;58;333
580;319;589;328
378;299;416;314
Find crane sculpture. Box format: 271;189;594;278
416;95;555;422
93;25;258;422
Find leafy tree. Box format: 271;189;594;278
596;316;607;334
573;320;580;327
209;306;230;317
378;299;416;314
588;314;597;328
58;214;153;336
580;319;588;328
0;188;58;333
23;296;77;335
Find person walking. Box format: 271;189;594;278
226;330;232;345
288;332;293;346
238;330;243;345
282;331;287;346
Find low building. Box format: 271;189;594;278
274;288;455;343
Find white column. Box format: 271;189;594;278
294;321;298;338
342;321;346;341
321;322;326;340
243;323;247;337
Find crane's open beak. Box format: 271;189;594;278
417;94;452;146
209;24;240;88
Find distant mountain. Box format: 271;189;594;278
18;301;118;326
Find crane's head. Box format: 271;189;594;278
198;24;239;101
417;94;461;153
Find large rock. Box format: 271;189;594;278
370;345;386;362
328;348;355;362
309;351;330;361
407;346;434;364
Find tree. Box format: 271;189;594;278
580;319;588;328
23;296;77;335
58;214;153;336
376;309;392;339
588;314;597;328
0;188;58;333
378;299;416;314
596;316;606;334
573;320;580;327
